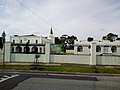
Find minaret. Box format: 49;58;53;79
47;27;55;44
50;27;53;35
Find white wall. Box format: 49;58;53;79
50;55;90;64
11;54;45;63
96;55;120;65
4;40;120;65
9;54;120;65
10;54;90;64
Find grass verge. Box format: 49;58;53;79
0;65;120;74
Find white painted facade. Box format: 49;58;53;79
1;29;120;65
11;35;49;44
74;40;120;55
3;40;120;65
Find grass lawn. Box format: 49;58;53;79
0;65;120;74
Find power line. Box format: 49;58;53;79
16;0;64;35
16;0;52;27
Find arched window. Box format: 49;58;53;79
16;46;22;53
36;40;38;43
24;47;30;53
77;45;83;52
39;47;42;53
32;46;38;53
13;40;15;43
20;40;22;43
96;46;101;52
111;46;117;53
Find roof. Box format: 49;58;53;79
14;34;38;37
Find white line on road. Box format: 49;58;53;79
0;74;19;83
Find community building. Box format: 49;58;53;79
10;28;55;54
1;28;120;65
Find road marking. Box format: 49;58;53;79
0;74;19;83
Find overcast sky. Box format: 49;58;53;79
0;0;120;40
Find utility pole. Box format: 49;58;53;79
2;31;6;68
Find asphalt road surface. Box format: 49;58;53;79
0;72;120;90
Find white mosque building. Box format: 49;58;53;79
1;28;120;65
10;28;55;54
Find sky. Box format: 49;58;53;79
0;0;120;40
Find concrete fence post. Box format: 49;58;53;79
5;42;11;62
90;42;96;65
45;41;50;63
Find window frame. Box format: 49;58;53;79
77;45;83;52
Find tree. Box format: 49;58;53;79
55;37;61;44
102;33;118;42
87;37;94;42
67;35;77;44
60;34;78;50
66;35;78;49
54;34;78;52
60;34;68;44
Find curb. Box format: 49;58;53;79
0;69;120;77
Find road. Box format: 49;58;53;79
0;72;120;90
